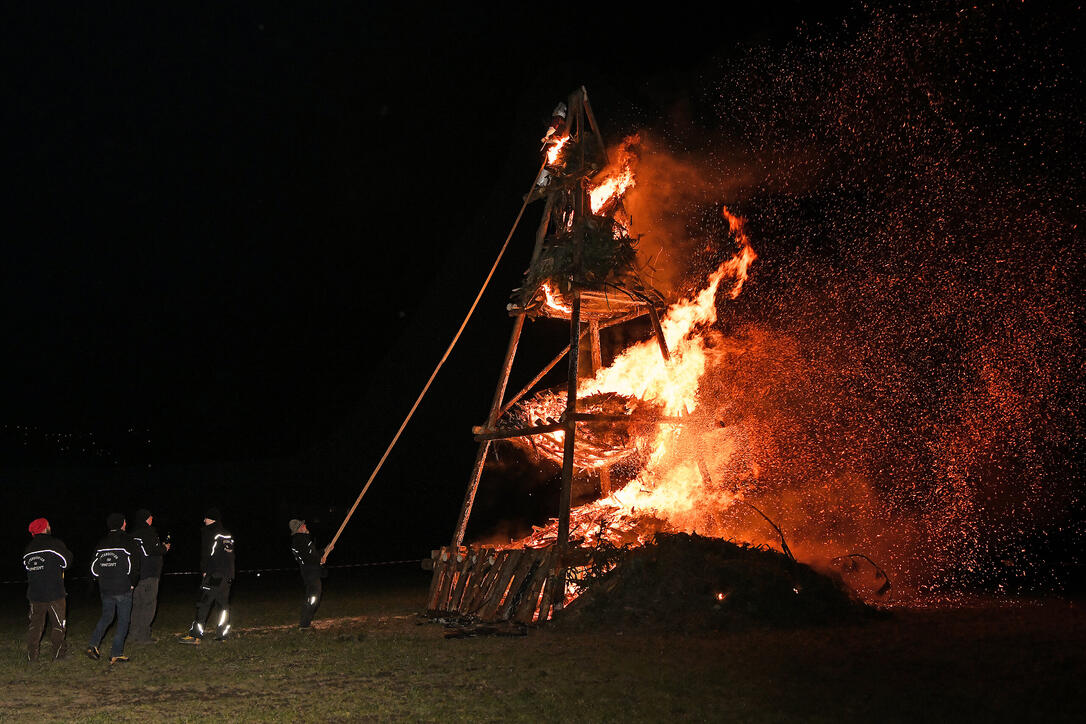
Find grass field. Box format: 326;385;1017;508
1;567;1083;722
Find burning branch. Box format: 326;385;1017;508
741;501;795;562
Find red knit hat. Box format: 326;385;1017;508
28;518;49;535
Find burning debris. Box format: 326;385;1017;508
501;390;662;470
557;533;878;631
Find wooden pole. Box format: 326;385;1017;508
589;319;602;374
451;157;556;550
589;317;610;500
580;86;609;166
646;304;672;362
556;291;581;562
451;313;526;549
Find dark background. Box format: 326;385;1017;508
1;2;1079;585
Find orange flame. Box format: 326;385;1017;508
589;135;640;213
546;136;569;165
519;205;758;538
719;207;757;299
541;282;572;314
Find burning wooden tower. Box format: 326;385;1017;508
427;87;673;623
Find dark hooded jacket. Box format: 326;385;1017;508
290;532;322;575
90;529;141;595
23;533;73;602
200;520;235;581
130;520;168;579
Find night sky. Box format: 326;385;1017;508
1;3;1080;586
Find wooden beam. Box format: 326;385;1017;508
589;319;602;374
646;303;671;362
581;86;609;166
472;421;565;442
557;292;581;572
451;313;527;549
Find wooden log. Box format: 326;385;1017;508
600;466;612;496
479;549;524;621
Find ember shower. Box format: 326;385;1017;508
482;5;1081;595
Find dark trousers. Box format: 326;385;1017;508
300;571;322;627
90;591;133;658
190;577;232;638
27;598;67;661
130;576;161;642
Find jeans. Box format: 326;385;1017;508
89;591;133;658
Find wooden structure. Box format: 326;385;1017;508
432;87;672;621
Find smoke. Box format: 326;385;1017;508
619;133;756;297
671;3;1083;593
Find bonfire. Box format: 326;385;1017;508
426;88;874;630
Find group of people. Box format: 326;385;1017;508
22;508;330;664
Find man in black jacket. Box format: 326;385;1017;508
180;507;235;644
289;519;328;629
87;513;141;664
23;517;73;662
129;508;170;644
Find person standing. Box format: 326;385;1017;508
87;513;140;664
129;508;170;644
179;507;235;644
289;519;328;629
23;517;73;662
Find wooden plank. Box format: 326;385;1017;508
464;549;503;614
513;548;555;623
447;547;477;613
538;549;563;622
427;548;451;612
435;548;463;612
479;549;524;621
457;548;494;612
496;549;540;621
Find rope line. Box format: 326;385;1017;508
0;557;424;585
321;158;548;563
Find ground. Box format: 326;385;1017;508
0;568;1082;722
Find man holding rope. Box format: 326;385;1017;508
289;519;329;629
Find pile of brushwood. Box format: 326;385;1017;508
556;532;881;631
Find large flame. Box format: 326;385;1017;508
514;206;758;548
589;135;640;214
